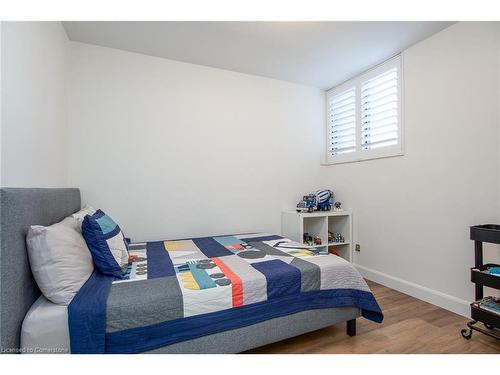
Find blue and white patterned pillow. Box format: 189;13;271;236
82;210;129;278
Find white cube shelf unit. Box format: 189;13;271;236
281;210;353;263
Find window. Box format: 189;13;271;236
325;55;402;164
329;88;356;155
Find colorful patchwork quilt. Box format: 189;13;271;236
68;234;383;353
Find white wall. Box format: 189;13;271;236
0;22;68;187
321;22;500;316
67;42;325;241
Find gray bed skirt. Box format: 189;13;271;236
146;307;359;353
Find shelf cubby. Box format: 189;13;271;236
282;210;353;263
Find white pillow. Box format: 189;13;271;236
26;217;94;305
71;205;96;232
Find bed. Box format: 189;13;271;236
0;188;382;354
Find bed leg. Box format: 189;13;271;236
346;319;356;337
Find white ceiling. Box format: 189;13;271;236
63;21;454;89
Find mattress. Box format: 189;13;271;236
20;295;70;354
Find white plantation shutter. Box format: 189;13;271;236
325;55;402;164
328;88;356;155
361;68;399;150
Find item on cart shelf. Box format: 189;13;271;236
473;296;500;316
328;231;333;243
334;201;344;211
476;265;500;276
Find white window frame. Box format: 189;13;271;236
324;55;404;165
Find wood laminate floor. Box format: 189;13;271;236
246;280;500;354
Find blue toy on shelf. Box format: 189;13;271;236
296;189;334;213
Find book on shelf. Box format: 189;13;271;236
472;265;500;277
472;296;500;316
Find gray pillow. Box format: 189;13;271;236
26;217;94;305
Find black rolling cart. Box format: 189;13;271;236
461;225;500;340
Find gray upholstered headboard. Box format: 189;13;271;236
0;188;81;353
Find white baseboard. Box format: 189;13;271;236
355;264;470;318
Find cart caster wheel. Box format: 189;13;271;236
484;323;495;330
461;328;472;340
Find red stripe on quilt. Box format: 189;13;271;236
212;257;243;307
